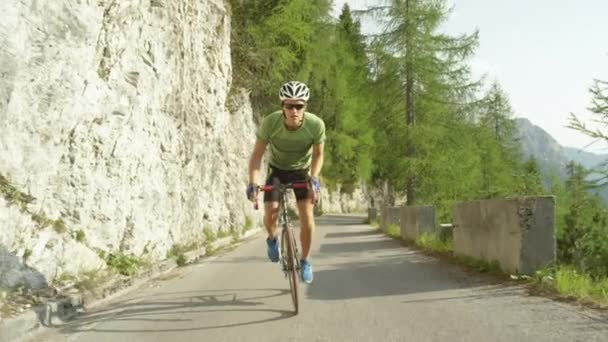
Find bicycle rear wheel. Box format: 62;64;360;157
281;227;299;315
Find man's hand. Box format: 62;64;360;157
246;183;258;202
311;177;321;192
311;177;321;204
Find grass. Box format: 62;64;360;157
76;269;109;292
231;227;242;242
217;229;231;239
23;248;32;261
533;265;608;306
385;224;400;238
0;173;35;211
32;213;53;228
415;232;453;253
203;227;217;242
53;218;67;233
167;243;199;267
372;220;608;309
377;222;502;274
106;252;145;276
74;229;86;242
205;243;216;256
244;216;253;231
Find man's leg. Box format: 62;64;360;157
264;201;280;262
296;199;315;259
264;201;280;237
297;199;315;283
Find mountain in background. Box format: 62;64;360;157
515;117;608;200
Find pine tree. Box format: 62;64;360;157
366;0;480;205
568;78;608;186
229;0;331;112
518;157;545;195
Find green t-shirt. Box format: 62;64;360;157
256;111;326;170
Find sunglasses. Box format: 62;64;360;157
283;103;305;110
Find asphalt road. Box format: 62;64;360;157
32;214;608;342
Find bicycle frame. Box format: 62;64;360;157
255;181;308;314
256;182;307;263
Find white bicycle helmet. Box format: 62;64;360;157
279;81;310;102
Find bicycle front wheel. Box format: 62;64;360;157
282;227;299;315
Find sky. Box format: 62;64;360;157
331;0;608;153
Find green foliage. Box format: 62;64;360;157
555;162;608;278
205;243;216;256
167;243;198;267
244;215;253;231
0;173;35;211
385;224;400;238
415;233;452;253
106;253;144;276
74;229;86;242
53;219;67;234
217;229;231;239
516;157;545;195
203;226;219;256
1;174;78;239
23;248;32;260
76;269;109;292
534;265;608;303
366;0;485;205
228;1;608;285
230;1;374;188
229;0;331;111
231;226;242;242
203;227;217;242
568;79;608;144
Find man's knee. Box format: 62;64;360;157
264;202;279;226
297;201;315;227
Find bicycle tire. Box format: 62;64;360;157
282;227;299;315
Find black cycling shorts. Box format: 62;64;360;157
263;165;312;202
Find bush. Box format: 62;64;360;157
574;223;608;279
557;196;608;279
106;253;144;276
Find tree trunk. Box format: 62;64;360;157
405;0;416;206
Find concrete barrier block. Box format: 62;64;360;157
380;205;388;231
519;197;556;274
380;206;400;232
368;208;377;222
400;206;435;241
453;196;555;275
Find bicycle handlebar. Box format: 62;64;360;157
254;182;315;210
258;183;309;192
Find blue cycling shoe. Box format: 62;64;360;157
300;259;313;284
266;238;280;263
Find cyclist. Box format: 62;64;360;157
247;81;326;284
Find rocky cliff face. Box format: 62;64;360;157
0;0;367;289
0;0;261;288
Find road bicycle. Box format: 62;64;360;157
255;180;312;315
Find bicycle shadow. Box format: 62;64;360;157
56;288;293;334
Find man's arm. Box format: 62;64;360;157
248;139;268;184
310;143;324;178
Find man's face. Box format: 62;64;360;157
282;99;306;127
